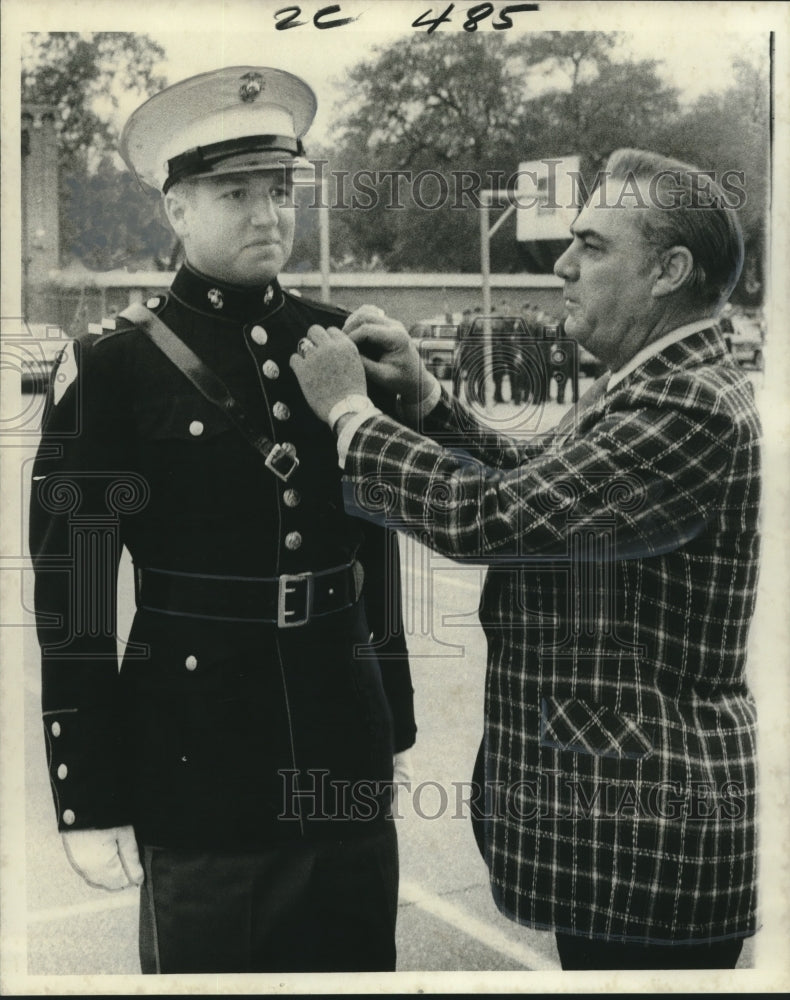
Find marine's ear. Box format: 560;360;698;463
163;186;192;240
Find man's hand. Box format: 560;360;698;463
343;306;433;403
290;324;367;424
62;825;145;891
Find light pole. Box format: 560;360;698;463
295;161;331;302
479;190;516;412
318;195;330;303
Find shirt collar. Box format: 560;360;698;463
170;262;284;322
606;319;717;392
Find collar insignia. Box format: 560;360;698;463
263;285;274;305
207;288;224;310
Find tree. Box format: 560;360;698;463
22;33;172;269
338;33;532;167
653;60;769;305
331;32;682;272
59;155;173;271
523;61;680;167
22;32;166;164
331;33;542;272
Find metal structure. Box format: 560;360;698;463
478;191;517;411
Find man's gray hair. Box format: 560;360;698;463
604;148;744;309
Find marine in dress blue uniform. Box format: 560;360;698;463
29;66;416;974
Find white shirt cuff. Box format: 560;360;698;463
336;409;381;468
398;375;442;425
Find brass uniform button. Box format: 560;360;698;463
285;531;302;551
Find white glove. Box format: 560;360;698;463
61;825;145;891
393;748;414;786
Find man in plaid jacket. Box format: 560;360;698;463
290;149;761;970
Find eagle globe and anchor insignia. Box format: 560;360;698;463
239;71;265;103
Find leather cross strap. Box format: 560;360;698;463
120;302;298;481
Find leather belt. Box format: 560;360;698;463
135;562;362;627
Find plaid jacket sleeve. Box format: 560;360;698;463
345;372;738;564
408;387;548;468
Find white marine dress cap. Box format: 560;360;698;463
119;66;317;192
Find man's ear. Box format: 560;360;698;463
163;189;190;240
652;245;695;298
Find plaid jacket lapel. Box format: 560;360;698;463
552;372;610;443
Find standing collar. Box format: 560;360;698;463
607;318;719;392
169;262;284;322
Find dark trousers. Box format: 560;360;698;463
139;821;398;973
555;932;744;970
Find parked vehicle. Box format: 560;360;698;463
410;321;460;380
16;324;69;394
720;312;764;370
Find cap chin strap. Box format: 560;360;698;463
164;135;305;192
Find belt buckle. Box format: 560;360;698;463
277;572;313;628
265;443;300;482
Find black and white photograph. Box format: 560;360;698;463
1;0;788;993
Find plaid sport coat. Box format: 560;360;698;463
344;325;761;944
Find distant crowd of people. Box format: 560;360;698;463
452;302;580;407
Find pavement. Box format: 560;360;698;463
13;376;762;983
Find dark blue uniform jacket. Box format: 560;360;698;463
29;264;417;850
